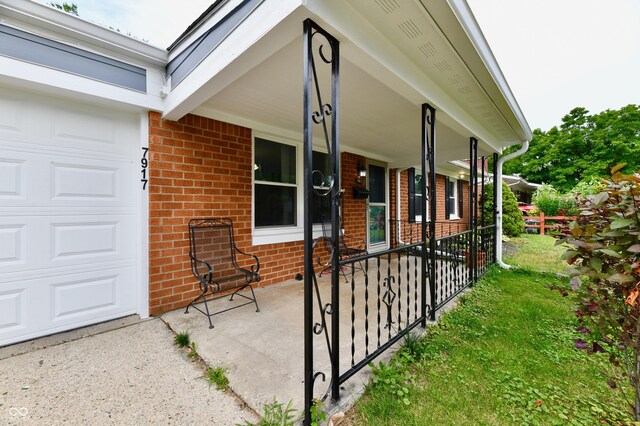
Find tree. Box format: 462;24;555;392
49;2;78;16
503;105;640;193
555;164;640;419
481;182;524;237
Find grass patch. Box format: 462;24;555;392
504;234;567;274
174;331;190;348
350;267;631;425
242;399;297;426
204;366;230;391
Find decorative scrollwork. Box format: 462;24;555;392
312;170;334;197
311;371;333;402
425;105;434;126
312;30;335;64
313;322;324;335
425;303;433;318
322;303;333;316
383;276;396;329
313;303;333;335
312;103;332;124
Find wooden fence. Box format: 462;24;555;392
524;213;577;235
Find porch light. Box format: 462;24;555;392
357;163;367;178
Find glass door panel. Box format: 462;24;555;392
367;163;388;250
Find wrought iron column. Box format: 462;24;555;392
469;137;478;285
422;104;436;322
480;156;485;227
303;19;340;424
492;152;499;263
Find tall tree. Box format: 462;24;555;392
503;105;640;193
49;2;79;16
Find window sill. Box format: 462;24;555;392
252;225;324;246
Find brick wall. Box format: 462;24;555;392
340;152;367;241
390;169;472;242
147;111;479;314
148;112;308;314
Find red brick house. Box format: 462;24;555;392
0;1;531;413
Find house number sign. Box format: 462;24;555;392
141;147;149;190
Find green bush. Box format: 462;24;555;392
481;182;524;237
531;184;579;216
532;184;562;216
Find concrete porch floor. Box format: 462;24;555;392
161;254;461;417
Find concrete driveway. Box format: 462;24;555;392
0;318;258;425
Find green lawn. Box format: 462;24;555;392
349;236;632;425
503;234;568;274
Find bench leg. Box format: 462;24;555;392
249;284;260;312
185;285;207;314
185;285;215;329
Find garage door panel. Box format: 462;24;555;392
51;274;119;321
0;93;27;141
0;88;139;158
0;224;26;266
0;150;136;208
52;162;119;201
0;287;27;333
0;266;137;345
0;158;25;199
0;214;136;275
50;217;135;262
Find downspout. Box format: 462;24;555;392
496;140;529;268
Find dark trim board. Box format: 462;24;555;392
166;0;263;89
0;24;146;92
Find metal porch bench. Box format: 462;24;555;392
185;218;260;328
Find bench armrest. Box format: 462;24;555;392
189;253;213;286
233;244;260;275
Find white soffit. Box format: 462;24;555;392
338;0;524;147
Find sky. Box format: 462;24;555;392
37;0;640;132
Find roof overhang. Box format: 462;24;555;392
162;0;530;169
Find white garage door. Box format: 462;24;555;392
0;88;141;346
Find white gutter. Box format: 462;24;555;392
496;140;530;268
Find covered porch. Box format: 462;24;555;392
150;0;530;421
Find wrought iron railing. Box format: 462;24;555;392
313;223;496;402
335;244;428;384
433;230;472;310
477;224;496;277
391;220;469;247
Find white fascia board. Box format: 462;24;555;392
163;0;302;121
304;0;504;154
0;1;167;66
446;0;532;141
0;55;164;111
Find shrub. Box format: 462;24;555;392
555;164;640;420
533;184;562;216
481;182;524;237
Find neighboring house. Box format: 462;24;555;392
451;159;541;212
0;1;531;407
501;174;541;211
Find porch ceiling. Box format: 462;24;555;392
195;36;478;168
177;0;529;169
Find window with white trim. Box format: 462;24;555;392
447;178;459;219
252;136;332;244
408;169;429;222
254;137;297;227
